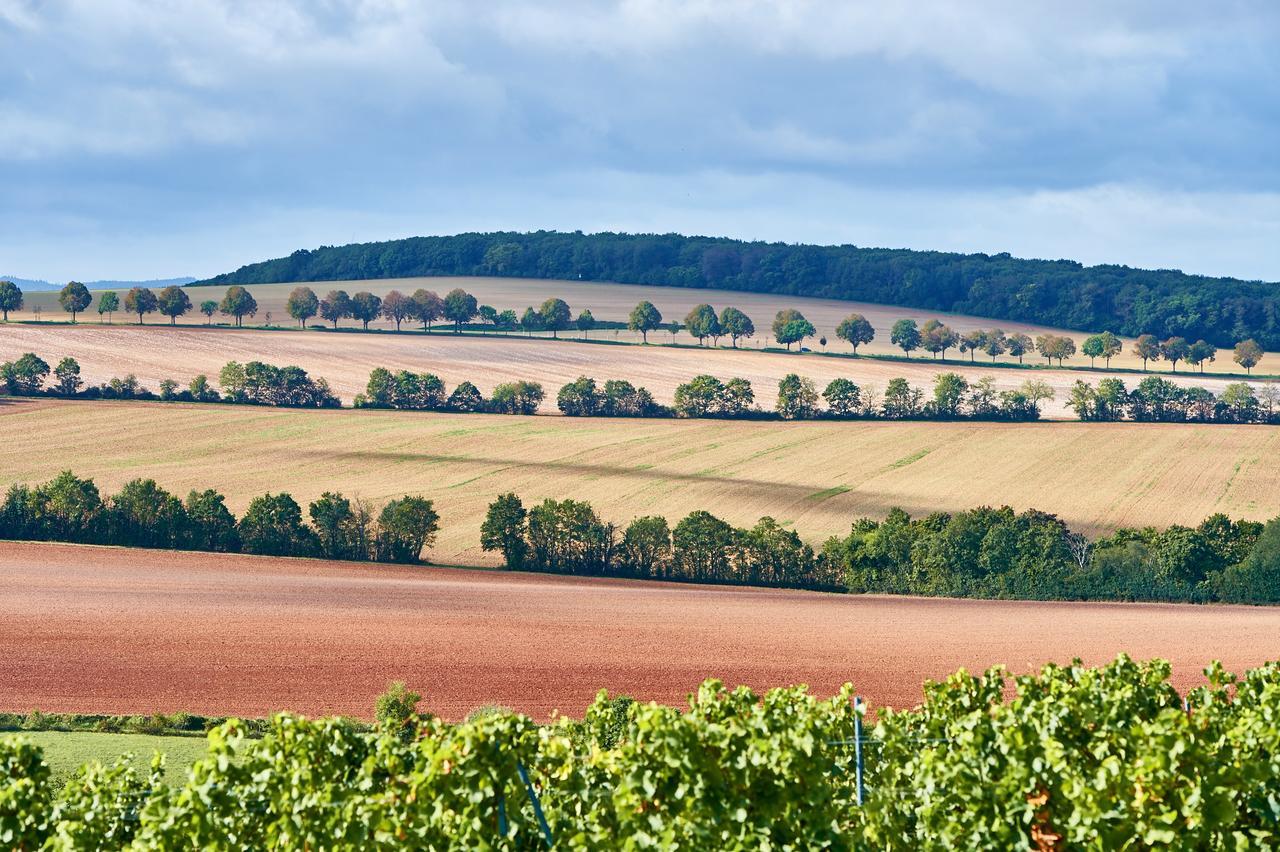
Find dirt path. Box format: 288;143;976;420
2;542;1277;721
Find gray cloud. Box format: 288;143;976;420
1;0;1278;281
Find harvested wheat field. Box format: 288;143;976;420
0;324;1263;420
12;275;1270;376
4;399;1279;564
1;542;1277;720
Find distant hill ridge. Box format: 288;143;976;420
2;275;196;292
193;231;1280;348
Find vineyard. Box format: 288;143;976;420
4;656;1279;849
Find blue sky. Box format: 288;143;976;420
3;1;1279;282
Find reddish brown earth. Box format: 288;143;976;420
2;542;1278;721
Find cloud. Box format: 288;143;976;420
1;1;1278;281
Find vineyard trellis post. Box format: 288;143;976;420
854;696;865;807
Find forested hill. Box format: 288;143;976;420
194;231;1280;348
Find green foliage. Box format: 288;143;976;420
538;297;571;337
285;286;319;327
238;493;318;557
776;372;818;419
627;300;662;342
350;291;382;329
718;306;754;347
489;380;545;415
771;308;814;349
673;374;755;418
58;281;93;321
319;289;352;327
218;285;258;327
0;280;22;320
156;285;192;324
480;493;528;569
443;287;478;331
374;681;423;742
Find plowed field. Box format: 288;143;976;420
1;542;1276;721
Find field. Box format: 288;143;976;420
13;731;208;785
3;399;1279;565
0;322;1265;421
10;274;1269;376
2;542;1278;721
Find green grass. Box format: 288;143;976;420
806;485;851;502
10;731;211;785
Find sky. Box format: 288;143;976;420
2;0;1279;283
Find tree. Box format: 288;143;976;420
822;378;861;417
58;281;92;322
97;291;119;323
52;357;82;396
1006;332;1033;364
772;309;814;350
685;304;720;345
719;307;755;348
373;289;407;327
107;478;189;549
1187;339;1217;374
156;285;192;325
1082;334;1104;367
836;313;875;353
480;493;528;568
199;300;217;324
218;286;257;327
490;381;544;414
671;510;737;582
882;377;923;418
286;286;319;328
539;297;572;338
447;381;485;412
1;353;49;395
959;330;987;363
320;290;352;328
349;292;382;330
443;288;478;332
890;319;921;356
309;492;358;559
237;492;317;557
124;287;158;324
0;280;21;320
628;301;662;343
411;289;444;329
920;319;957;360
557;376;602;416
1097;331;1122;367
1160;336;1189;373
520;307;543;335
621;516;672;578
184;489;239;551
931;373;968;417
188;374;219;402
376;496;440;563
1133;334;1161;371
776;373;818;419
983;329;1007;362
477;305;498;333
1021;379;1055;415
1234;339;1263;374
576;309;596;339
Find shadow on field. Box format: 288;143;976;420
296;447;984;522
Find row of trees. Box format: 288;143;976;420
823;506;1275;603
480;494;1280;603
480;494;840;588
1068;376;1280;424
0;353;339;408
353;368;545;414
0;472;440;563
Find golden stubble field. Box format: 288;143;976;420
3;399;1278;566
0;324;1262;420
11;275;1269;375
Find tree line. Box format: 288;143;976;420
1068;376;1280;424
190;230;1280;349
0;354;339;408
481;494;1280;604
0;472;439;564
7;277;1271;377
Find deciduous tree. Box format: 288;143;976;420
97;291;119;323
836;313;875;353
156;285;192;325
218;286;257;327
628;301;662;343
1133;334;1161;371
58;281;92;322
719;307;754;348
890;319;920;356
1234;339;1263;374
539;297;572;338
443;288;478;332
286;286;319;328
350;292;382;330
0;280;21;320
124;287;158;325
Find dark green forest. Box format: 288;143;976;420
194;231;1280;348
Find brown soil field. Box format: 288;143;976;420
0;323;1267;420
1;542;1276;720
11;275;1269;375
3;400;1279;565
